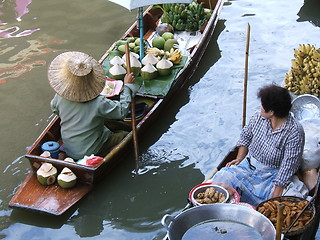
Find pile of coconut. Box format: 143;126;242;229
36;162;77;189
108;51;174;81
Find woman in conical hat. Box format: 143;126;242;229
48;51;139;160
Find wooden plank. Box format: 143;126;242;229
9;172;93;216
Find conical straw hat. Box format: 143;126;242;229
48;51;106;102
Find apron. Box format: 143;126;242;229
212;156;278;206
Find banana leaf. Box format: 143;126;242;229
102;51;187;97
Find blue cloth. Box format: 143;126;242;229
212;156;279;206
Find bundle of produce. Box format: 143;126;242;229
114;37;147;54
284;44;320;96
159;1;212;32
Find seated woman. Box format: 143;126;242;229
212;84;306;206
48;51;139;160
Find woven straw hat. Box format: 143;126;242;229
48;51;106;102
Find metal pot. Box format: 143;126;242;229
161;204;276;240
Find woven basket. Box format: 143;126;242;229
256;196;315;237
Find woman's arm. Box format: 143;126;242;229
226;146;248;167
271;185;284;198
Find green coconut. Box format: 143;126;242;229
109;63;126;80
36;162;58;186
110;56;124;67
141;63;158;80
162;32;174;41
156;59;173;76
141;53;159;66
152;36;166;49
164;39;179;52
121;52;140;62
64;157;75;163
57;167;77;189
124;56;142;76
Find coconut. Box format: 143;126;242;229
164;39;179;52
152;36;166;49
40;151;51;158
162;32;174;41
121;52;139;62
156;59;173;76
110;56;124;67
156;23;174;36
36;162;58;186
57;167;77;189
64;157;75;163
141;63;158;80
124;56;142;76
141;53;159;66
109;64;126;80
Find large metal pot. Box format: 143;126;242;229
161;204;276;240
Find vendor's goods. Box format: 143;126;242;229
141;53;159;66
36;162;58;186
110;56;125;67
57;167;77;189
164;38;179;52
284;44;320;96
141;63;158;80
166;48;182;64
109;64;126;80
257;196;315;236
124;56;142;76
161;2;211;32
152;36;166;49
156;59;173;76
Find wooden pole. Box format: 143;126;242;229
276;204;284;240
242;23;250;128
125;43;139;173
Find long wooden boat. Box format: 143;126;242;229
165;147;320;240
9;0;225;216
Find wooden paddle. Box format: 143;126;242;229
242;23;250;128
125;42;139;173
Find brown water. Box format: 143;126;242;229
1;0;320;239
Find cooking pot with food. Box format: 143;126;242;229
161;204;276;240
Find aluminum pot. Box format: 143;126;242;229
161;204;276;240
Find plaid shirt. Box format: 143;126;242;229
237;112;305;187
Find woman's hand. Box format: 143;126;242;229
124;72;135;84
226;158;242;167
271;185;284;198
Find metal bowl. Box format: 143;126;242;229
162;204;276;240
189;183;229;206
291;94;320;121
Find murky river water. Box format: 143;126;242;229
1;0;320;239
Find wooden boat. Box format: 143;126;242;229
169;147;320;240
9;0;225;216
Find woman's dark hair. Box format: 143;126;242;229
257;84;292;118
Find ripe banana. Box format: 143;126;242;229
284;44;320;96
166;48;182;64
146;47;165;57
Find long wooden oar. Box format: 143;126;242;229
125;42;139;173
242;23;250;128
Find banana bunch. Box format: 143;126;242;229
284;44;320;96
165;48;182;64
146;47;165;58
